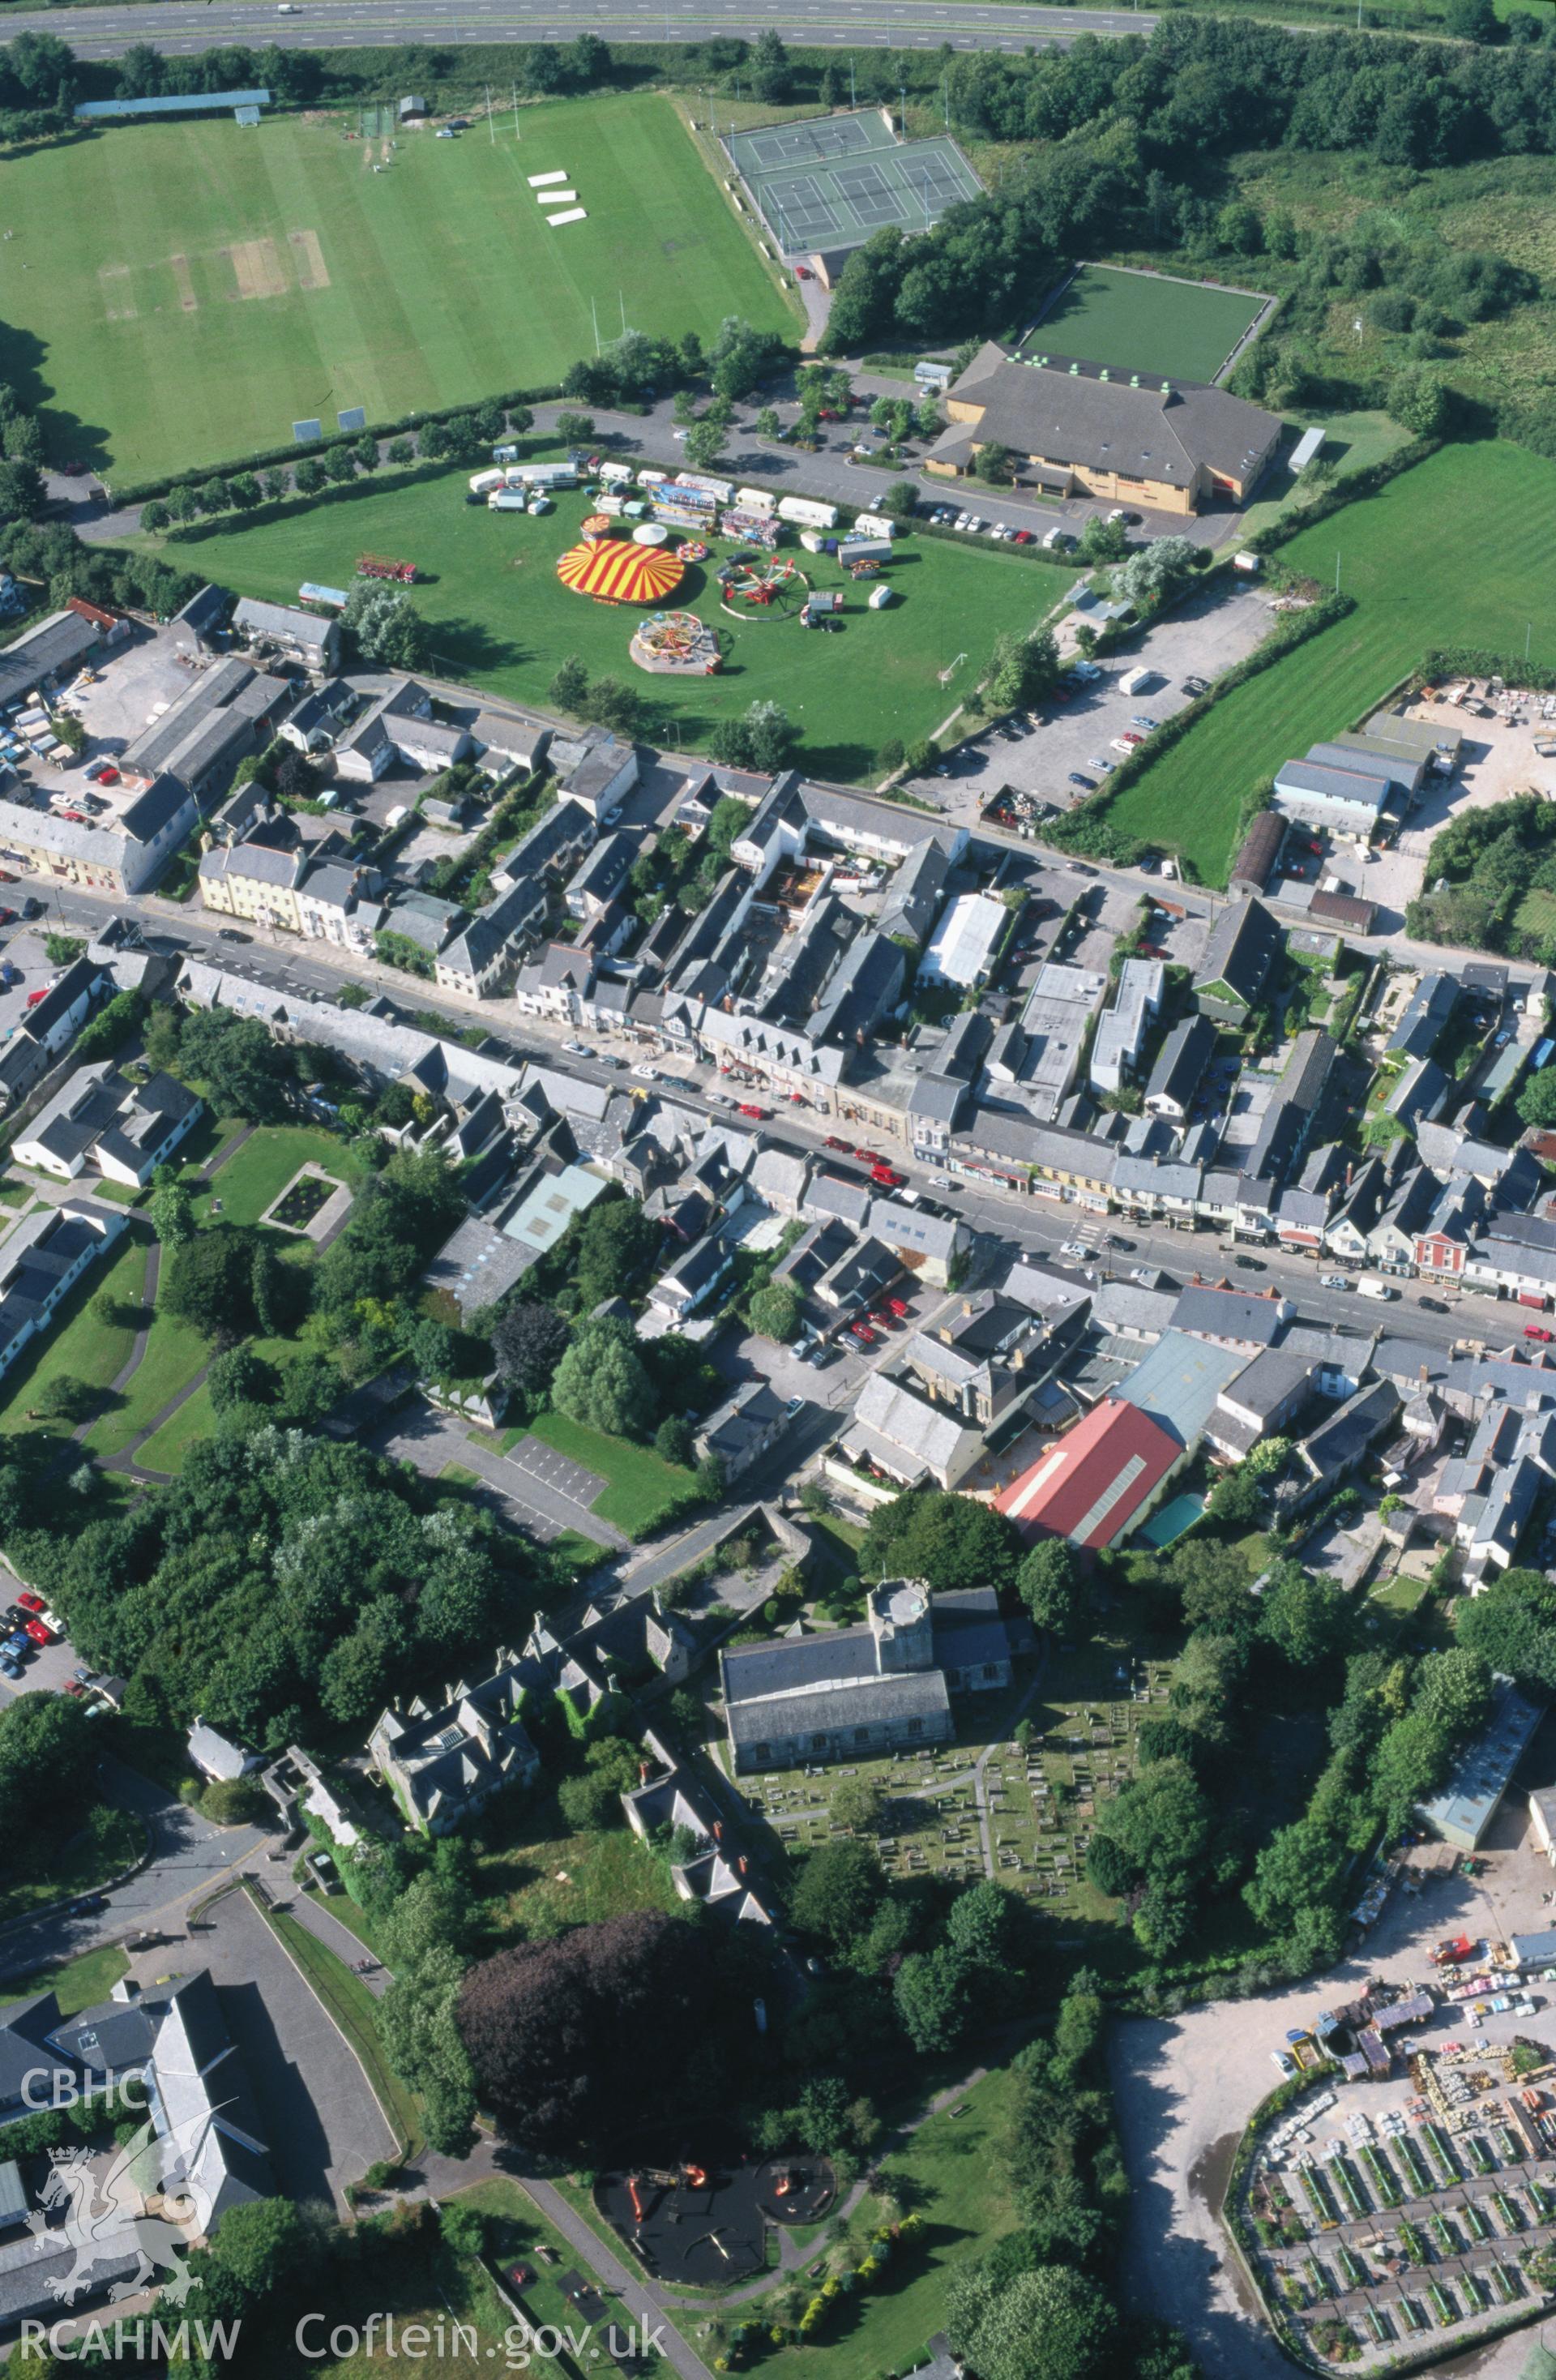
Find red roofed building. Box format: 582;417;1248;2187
994;1397;1182;1550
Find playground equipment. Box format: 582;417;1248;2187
627;2177;646;2224
677;540;709;564
629;610;722;677
356;554;417;584
718;554;806;619
579;514;615;544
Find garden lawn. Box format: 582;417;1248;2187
12;1943;130;2016
2;96;794;485
147;466;1060;783
1104;441;1556;884
524;1407;695;1538
762;2065;1022;2380
1025;263;1267;385
79;1292;211;1460
0;1230;147;1439
475;1802;680;1944
135;1327;327;1475
192;1124;346;1228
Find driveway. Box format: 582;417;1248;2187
0;1757;264;1982
126;1885;395;2211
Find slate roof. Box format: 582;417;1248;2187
939;344;1280;492
1192;897;1282;1010
1169;1284;1285;1346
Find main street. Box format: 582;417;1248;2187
0;0;1156;61
29;872;1507;1368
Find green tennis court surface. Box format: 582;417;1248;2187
0;94;793;486
727;109;981;256
1024;264;1269;388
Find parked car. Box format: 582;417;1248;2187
1059;1239;1087;1260
24;1619;53;1646
0;1655;22;1680
1271;2051;1296;2077
216;928;252;944
1067;772;1096;790
1319;1273;1353;1291
15;1592;43;1614
824;1135;851;1151
1233;1255;1265;1272
849;1321;874;1344
631;1064;660;1081
1526;1324;1554;1342
737;1102;767;1119
1420;1295;1449;1312
562;1039;589;1056
704;1089;733;1109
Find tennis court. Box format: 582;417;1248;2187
726;110;982;257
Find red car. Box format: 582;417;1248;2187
1525;1324;1554;1342
824;1135;851;1151
24;1618;53;1646
88;765;119;785
794;264;812;281
849;1321;874;1343
871;1165;905;1188
887;1297;909;1317
737;1102;767;1120
853;1147;874;1161
0;910;15;928
16;1591;43;1614
1011;529;1034;545
58;811;86;824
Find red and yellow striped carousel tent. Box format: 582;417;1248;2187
556;538;686;605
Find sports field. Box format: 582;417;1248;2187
0;96;793;486
1102;441;1556;884
1024;264;1268;387
150;464;1056;781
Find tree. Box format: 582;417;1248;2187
206;2197;306;2297
554;410;596;444
149;1179;195;1248
1169;1536;1255;1637
788;1839;885;1952
880;478;919;522
747;1281;802;1343
33;1372;94;1423
1088;1759;1212;1894
558;1768;623;1831
379;1943;477;2155
861;1486;1023;1597
945;1878;1014;1968
975;442;1015;486
750;26;792;103
342;582;430;671
683;421;727;473
1244;1816;1347;1933
894;1945;971;2053
322;447;356;487
293;456;325;495
1018;1539;1084;1637
831;1775;886;1834
914;396;942;442
178;1008;295;1121
161;1228;258;1344
947;2261;1118;2380
755;407;781;441
1458;1567;1556;1693
1260;1565;1348;1669
207;1346;276;1415
491;1302;569;1397
1446;0;1498;39
551;1317;655;1439
0;1690;97;1838
1386;366;1451;438
458;1912;722;2161
568;1195;660;1308
1516;1070;1556;1131
654;1415;696;1468
1078;516;1129;564
549;655;590;715
986;627;1061;716
1111;537;1201;614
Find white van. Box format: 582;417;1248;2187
1357;1275;1399;1300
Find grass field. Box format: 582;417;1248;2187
191;1124;345;1227
524;1406;695;1538
1024;263;1268;386
152;465;1055;780
0;1227;147;1440
0;97;795;485
1105;440;1556;884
